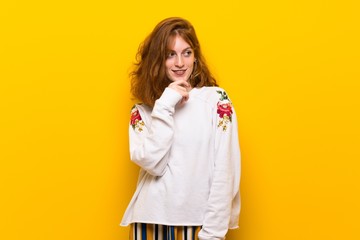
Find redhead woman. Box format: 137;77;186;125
121;17;241;240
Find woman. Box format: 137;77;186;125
121;17;241;240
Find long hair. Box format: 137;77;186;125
130;17;218;107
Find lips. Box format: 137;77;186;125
172;69;187;76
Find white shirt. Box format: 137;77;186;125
120;86;241;240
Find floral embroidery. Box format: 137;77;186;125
216;90;233;131
130;105;145;132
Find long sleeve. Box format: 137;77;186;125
198;90;241;240
129;87;182;176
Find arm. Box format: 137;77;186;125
198;91;241;240
129;87;182;176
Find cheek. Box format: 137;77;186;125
187;57;195;68
165;59;173;69
185;57;194;66
165;60;172;78
187;61;194;70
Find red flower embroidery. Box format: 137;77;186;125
130;106;145;132
130;109;141;125
216;90;233;131
217;102;233;119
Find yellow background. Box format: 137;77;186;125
1;0;359;239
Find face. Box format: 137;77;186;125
165;35;195;82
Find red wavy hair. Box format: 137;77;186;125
130;17;218;107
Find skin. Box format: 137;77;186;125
166;35;195;104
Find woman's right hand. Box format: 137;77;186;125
168;80;191;105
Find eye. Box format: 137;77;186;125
183;50;193;57
167;52;176;58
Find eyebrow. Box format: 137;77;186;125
168;47;193;52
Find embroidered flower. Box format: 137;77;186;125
216;90;233;131
130;106;145;132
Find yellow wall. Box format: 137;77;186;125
1;0;359;239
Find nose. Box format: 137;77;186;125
175;55;184;68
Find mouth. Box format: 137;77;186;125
172;69;187;76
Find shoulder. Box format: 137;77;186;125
196;86;232;105
208;88;235;131
131;103;151;113
129;103;151;131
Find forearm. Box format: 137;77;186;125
130;88;182;176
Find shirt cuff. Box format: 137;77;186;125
156;87;183;110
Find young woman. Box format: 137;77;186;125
121;17;241;240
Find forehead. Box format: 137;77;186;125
167;35;192;50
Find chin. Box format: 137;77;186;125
171;75;190;82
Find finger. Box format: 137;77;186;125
180;95;189;105
169;83;187;93
171;80;190;88
183;92;189;101
179;81;190;89
169;85;187;94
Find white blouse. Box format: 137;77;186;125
121;86;241;240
